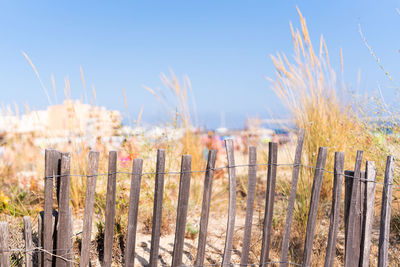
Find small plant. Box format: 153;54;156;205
185;222;199;240
391;213;400;239
0;191;10;212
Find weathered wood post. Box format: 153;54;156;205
222;139;237;266
149;149;166;267
43;149;61;267
56;153;72;267
171;155;192;267
194;150;217;266
80;150;100;267
301;147;328;267
280;129;305;267
240;146;257;266
103;151;118;267
0;221;10;267
125;158;143;267
345;151;363;267
260;142;278;266
24;216;33;267
324;152;344;267
378;156;395;267
360;161;377;267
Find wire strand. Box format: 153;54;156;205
44;162;400;189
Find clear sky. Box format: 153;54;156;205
0;1;399;129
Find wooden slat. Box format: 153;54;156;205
221;139;237;266
24;216;33;267
345;151;363;267
324;152;344;267
0;222;10;267
43;149;60;267
80;150;100;267
103;151;118;267
240;146;257;266
344;170;366;248
280;129;305;267
301;146;328;267
149;149;166;267
378;156;395;267
194;150;217;266
172;155;192;267
56;153;72;267
125;158;143;267
360;161;377;267
260;142;278;267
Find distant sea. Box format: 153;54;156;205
123;111;292;130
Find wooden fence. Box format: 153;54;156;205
0;129;397;267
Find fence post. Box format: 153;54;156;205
0;222;10;267
302;147;328;267
360;161;376;267
149;149;166;267
80;150;100;267
378;156;395;267
125;158;143;267
172;155;192;267
24;216;33;267
194;150;217;267
280;129;305;267
260;142;278;267
345;151;363;267
43;149;60;267
56;153;72;267
324;152;344;267
222;139;237;266
240;146;257;266
103;151;118;267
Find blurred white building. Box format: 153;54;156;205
0;100;121;137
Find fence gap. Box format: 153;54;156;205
125;158;143;267
360;161;377;267
221;139;237;266
324;152;344;267
344;170;352;239
24;216;33;267
0;221;10;267
38;211;43;267
260;142;278;266
80;150;100;267
194;150;217;267
68;206;73;265
378;156;395;267
103;151;118;267
240;146;257;266
149;149;166;267
172;155;192;267
301;146;328;267
280;129;305;267
345;150;363;267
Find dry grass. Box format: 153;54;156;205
265;7;399;266
268;8;389;202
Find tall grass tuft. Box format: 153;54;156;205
268;8;386;200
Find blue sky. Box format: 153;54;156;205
0;1;399;128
